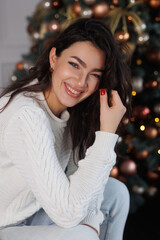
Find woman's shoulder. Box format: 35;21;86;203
0;91;47;127
1;91;41;110
0;79;43;113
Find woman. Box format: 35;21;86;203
0;18;132;240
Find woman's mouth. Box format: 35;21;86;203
64;83;84;98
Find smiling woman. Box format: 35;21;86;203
0;18;132;240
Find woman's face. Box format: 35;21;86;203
46;41;105;115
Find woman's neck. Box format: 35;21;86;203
43;89;66;118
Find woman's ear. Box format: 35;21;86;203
49;47;57;69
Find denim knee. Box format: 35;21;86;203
101;177;130;216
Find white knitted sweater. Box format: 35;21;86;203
0;79;118;235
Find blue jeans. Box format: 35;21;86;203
0;178;129;240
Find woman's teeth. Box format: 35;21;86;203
66;85;82;95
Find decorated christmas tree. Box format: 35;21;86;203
11;0;160;213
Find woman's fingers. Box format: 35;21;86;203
100;89;123;109
110;90;123;107
99;89;126;133
100;89;109;111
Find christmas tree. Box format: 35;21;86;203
11;0;160;213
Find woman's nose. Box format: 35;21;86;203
77;74;88;88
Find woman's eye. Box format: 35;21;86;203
69;62;78;68
92;74;101;79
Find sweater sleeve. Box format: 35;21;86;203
66;150;115;235
3;106;118;228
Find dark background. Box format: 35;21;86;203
124;184;160;240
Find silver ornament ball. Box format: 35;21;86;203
132;76;144;93
153;103;160;115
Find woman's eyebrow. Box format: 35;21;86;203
70;56;104;72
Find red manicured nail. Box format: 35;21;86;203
100;89;105;95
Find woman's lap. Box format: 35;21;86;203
0;177;129;240
0;224;100;240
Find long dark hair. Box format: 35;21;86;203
0;18;132;165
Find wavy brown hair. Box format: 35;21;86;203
0;18;132;165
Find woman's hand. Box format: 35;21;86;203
100;89;126;134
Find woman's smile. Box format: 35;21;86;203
64;83;84;98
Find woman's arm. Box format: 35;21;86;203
4;106;118;228
66;152;105;235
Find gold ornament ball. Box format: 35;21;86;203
144;126;158;139
110;166;119;178
92;2;110;18
112;0;119;5
83;0;96;5
147;171;159;180
120;159;137;175
16;62;24;70
149;0;160;8
136;150;149;160
115;30;130;42
155;16;160;22
144;79;158;89
72;2;82;16
146;47;160;65
132;105;150;119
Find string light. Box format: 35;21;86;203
44;1;50;7
140;125;145;131
158;149;160;154
155;17;160;22
155;117;159;123
51;23;58;30
132;91;136;96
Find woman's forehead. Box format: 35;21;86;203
61;41;105;66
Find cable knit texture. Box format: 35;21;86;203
0;79;118;235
